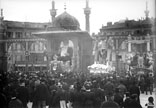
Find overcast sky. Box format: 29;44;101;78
0;0;155;34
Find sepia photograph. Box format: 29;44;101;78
0;0;155;108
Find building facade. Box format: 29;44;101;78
96;11;156;75
0;0;92;73
0;17;50;72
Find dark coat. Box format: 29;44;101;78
16;86;29;107
129;85;140;103
83;91;94;108
33;83;49;101
70;91;84;108
104;81;114;96
114;93;123;107
8;98;23;108
123;97;132;108
101;101;120;108
128;99;142;108
0;92;8;108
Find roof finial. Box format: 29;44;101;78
64;2;66;11
1;9;3;17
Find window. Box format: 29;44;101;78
7;32;13;38
122;32;124;35
115;32;119;35
16;32;22;38
16;55;21;61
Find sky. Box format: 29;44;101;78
0;0;155;34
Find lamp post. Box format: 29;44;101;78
116;50;119;75
43;50;48;71
25;50;29;72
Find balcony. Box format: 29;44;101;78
15;61;48;67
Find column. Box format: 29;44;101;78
147;41;150;52
128;34;132;52
116;39;118;50
25;41;29;72
3;42;8;72
128;42;131;52
146;34;150;52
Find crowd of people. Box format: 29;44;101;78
0;70;154;108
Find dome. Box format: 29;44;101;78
53;12;80;30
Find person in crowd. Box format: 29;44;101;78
70;85;84;108
104;79;115;101
83;85;94;108
16;79;29;108
8;91;24;108
139;75;145;93
145;96;155;108
32;79;50;108
100;95;120;108
113;88;124;108
51;86;60;108
92;82;105;108
73;79;82;92
123;92;132;108
57;82;68;108
0;91;8;108
129;81;140;103
128;94;142;108
28;77;36;103
145;74;153;95
117;80;127;98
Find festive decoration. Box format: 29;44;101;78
88;62;115;74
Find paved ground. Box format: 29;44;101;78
140;90;156;108
28;90;156;108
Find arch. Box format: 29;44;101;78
8;42;25;53
30;41;47;52
7;42;26;71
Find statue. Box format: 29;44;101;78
59;40;74;65
55;40;74;72
106;37;114;62
138;54;144;68
93;37;114;64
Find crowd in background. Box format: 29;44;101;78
0;70;154;108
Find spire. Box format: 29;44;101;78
86;0;89;8
1;9;3;17
52;1;55;9
0;9;4;20
64;2;67;11
144;1;149;19
84;0;91;33
50;0;57;24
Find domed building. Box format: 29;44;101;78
52;11;80;30
33;1;93;73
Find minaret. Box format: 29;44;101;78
84;0;91;33
144;1;149;19
50;1;57;24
